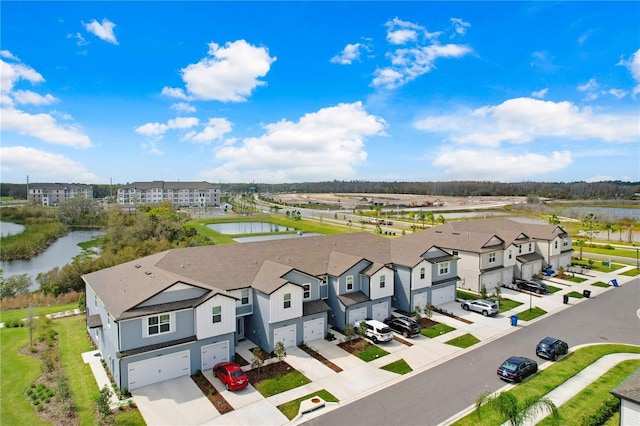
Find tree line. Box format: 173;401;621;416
2;180;639;201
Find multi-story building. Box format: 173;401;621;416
28;183;94;206
117;181;220;207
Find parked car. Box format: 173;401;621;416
517;279;548;294
355;319;394;343
497;356;538;383
536;336;569;361
460;299;499;317
213;361;249;391
384;316;421;338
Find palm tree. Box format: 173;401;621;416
582;213;598;241
576;239;586;260
418;211;427;228
548;214;560;225
437;214;446;225
603;222;612;241
426;211;435;227
475;391;560;426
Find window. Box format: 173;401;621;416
452;250;459;256
241;289;249;305
94;297;97;308
528;243;532;251
303;284;310;299
518;245;523;254
346;276;353;290
212;306;221;323
148;314;170;336
555;240;558;249
508;250;512;260
284;293;291;309
380;275;386;288
563;238;569;248
439;262;450;275
488;252;496;263
420;267;425;279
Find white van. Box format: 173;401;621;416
354;319;393;343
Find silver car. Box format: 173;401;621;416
461;299;499;317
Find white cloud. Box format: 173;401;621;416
331;43;364;65
1;50;19;60
67;32;89;46
1;57;44;102
171;102;196;113
450;18;471;36
432;149;572;181
161;86;188;100
172;40;276;102
385;17;429;45
618;49;640;97
1;108;92;148
578;78;599;92
373;43;472;89
415;97;639;147
0;146;100;182
135;116;199;138
187;118;232;144
12;90;59;105
200;102;386;182
531;88;548;99
83;18;118;45
607;89;626;99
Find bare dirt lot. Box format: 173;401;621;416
273;193;527;211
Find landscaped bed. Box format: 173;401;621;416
338;337;389;362
245;361;311;397
191;371;233;414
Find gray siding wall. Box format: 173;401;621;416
119;309;195;351
392;266;412;312
325;276;345;329
236;304;252;316
337;260;370;293
85;286;122;387
248;291;270;351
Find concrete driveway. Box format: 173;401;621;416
132;376;221;425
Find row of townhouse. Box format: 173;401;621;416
82;218;572;391
27;183;93;206
116;181;220;207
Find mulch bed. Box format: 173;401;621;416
249;346;274;361
337;337;369;355
234;353;249;367
298;345;343;372
393;335;413;346
191;372;233;415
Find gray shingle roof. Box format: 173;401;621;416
611;368;640;404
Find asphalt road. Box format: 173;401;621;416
304;278;640;426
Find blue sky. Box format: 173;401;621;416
1;1;639;185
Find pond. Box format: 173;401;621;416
0;221;25;237
235;232;323;243
0;229;104;291
207;222;296;234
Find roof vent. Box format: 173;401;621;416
135;264;141;268
145;271;152;276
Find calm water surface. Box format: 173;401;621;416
207;222;295;234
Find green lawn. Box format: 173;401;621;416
591;281;611;288
453;344;640;426
0;327;49;426
515;306;547;321
277;389;339;420
621;268;640;277
567;291;584;299
356;343;389;362
457;290;480;300
546;285;562;294
497;298;523;313
380;359;413;375
253;368;311;398
537;359;640;426
445;333;480;348
0;302;79;324
567;276;588;283
422;323;456;338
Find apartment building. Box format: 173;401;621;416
117;181;220;207
27;183;94;206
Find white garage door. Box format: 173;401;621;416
128;350;190;390
201;341;229;371
431;286;455;306
522;263;533;281
274;324;297;348
413;292;428;311
371;302;388;322
348;307;367;325
303;318;325;343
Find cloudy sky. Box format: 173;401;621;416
1;1;639;185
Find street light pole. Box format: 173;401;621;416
636;248;639;270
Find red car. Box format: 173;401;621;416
213;361;249;391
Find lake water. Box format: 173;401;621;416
0;228;104;291
0;221;25;237
207;222;295;234
235;232;323;243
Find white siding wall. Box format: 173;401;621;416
369;267;395;300
620;400;640;425
229;288;252;307
480;250;504;270
195;295;236;340
457;251;481;292
270;283;303;323
503;245;517;268
411;260;432;290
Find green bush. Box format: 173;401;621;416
581;397;619;426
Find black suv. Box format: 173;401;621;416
497;356;538;383
536;337;569;361
517;279;548;294
384;316;421;338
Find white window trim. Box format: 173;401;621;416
380;275;386;288
143;312;175;338
303;283;311;300
241;289;250;305
212;306;222;323
346;275;354;291
488;252;496;263
438;262;450;276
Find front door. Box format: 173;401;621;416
236;317;245;341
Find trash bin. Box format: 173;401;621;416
610;279;619;287
510;315;518;326
563;294;569;304
583;290;591;298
